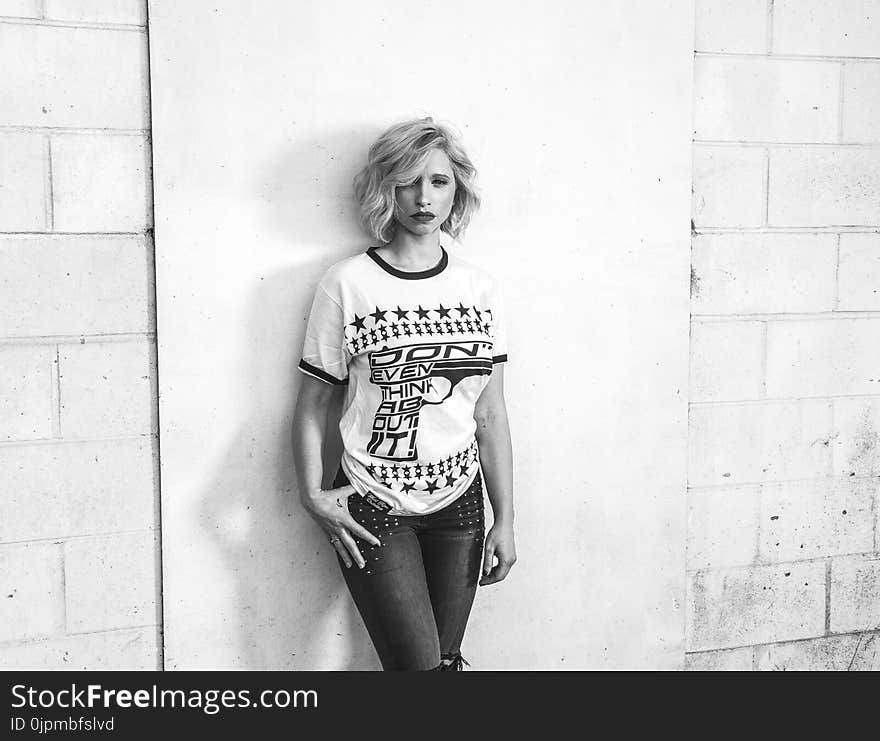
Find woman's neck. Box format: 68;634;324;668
379;231;443;269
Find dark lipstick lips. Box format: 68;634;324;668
411;212;435;220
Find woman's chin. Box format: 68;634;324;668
399;221;440;237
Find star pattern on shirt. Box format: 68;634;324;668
363;440;480;496
342;302;498;362
348;313;367;333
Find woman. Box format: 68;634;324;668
292;118;515;671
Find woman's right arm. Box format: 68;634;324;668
292;375;380;568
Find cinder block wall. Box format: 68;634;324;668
3;0;878;672
0;1;160;669
687;0;880;670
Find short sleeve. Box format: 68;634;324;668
298;282;349;385
488;280;508;364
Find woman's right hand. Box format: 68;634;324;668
302;484;381;569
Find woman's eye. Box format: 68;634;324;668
433;179;449;186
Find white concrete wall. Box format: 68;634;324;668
0;0;160;670
150;0;693;669
687;0;880;670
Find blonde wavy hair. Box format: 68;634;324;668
353;118;481;244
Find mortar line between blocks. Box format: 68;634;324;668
766;0;774;55
872;484;878;553
38;0;45;20
59;540;67;637
693;311;880;322
0;125;150;136
44;135;54;231
0;16;146;32
828;399;835;476
695;51;880;64
824;559;832;634
0;231;146;237
833;233;841;311
0;332;157;346
762;148;770;226
697;226;880;234
64;622;160;639
694;139;880;149
0;433;156;449
1;527;159;548
690;392;880;408
687;548;876;574
760;322;768;398
0;624;159;650
684;626;880;655
753;482;763;564
688;474;879;494
838;63;846;143
51;344;61;438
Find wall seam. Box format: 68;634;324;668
143;0;165;673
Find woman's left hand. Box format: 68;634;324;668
479;521;516;586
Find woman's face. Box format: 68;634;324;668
393;148;456;237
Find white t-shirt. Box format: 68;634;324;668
299;245;508;516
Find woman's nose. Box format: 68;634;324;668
415;180;430;206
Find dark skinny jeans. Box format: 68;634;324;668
332;465;485;671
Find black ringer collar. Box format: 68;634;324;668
366;245;448;280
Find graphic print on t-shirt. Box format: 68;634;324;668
367;340;492;461
344;302;496;491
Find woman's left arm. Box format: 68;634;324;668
474;363;516;586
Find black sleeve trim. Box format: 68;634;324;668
298;359;348;385
492;354;508;364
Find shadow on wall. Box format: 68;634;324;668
194;126;383;669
